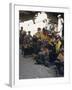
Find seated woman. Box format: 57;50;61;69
35;46;50;66
55;48;64;76
32;35;39;59
47;34;57;64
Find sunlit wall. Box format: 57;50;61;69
19;12;49;36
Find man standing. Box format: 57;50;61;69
57;14;64;38
35;27;42;39
19;27;24;48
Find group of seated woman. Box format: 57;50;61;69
19;27;64;77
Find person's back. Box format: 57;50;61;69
56;40;61;53
55;36;62;53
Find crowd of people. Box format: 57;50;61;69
19;14;64;77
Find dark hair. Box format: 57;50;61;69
21;27;23;30
38;28;41;31
28;31;31;33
